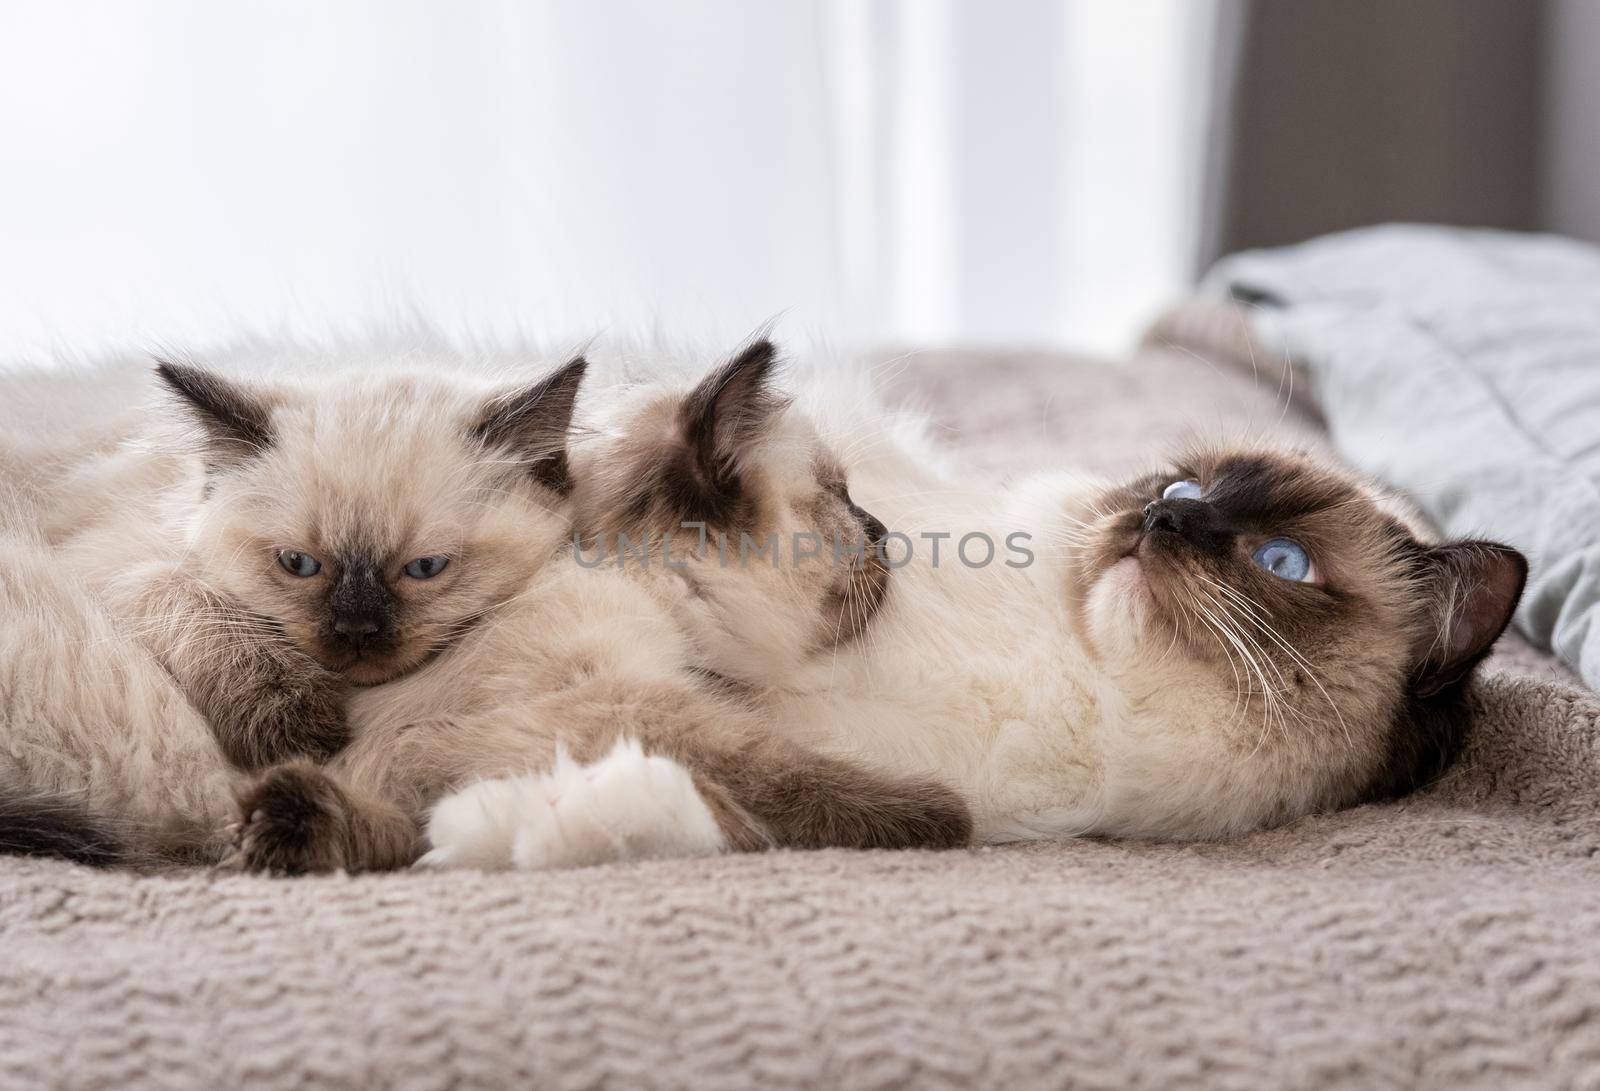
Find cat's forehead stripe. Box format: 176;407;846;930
1205;454;1357;520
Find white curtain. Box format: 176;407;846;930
0;0;1220;362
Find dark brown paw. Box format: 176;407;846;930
212;653;350;770
225;762;350;875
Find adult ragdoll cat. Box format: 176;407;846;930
429;383;1527;859
767;445;1527;842
215;340;966;873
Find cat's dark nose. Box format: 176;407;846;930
328;557;396;649
852;504;888;546
332;615;383;640
1142;497;1231;553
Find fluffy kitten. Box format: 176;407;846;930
51;357;587;775
568;339;892;684
0;352;592;863
222;345;967;874
413;340;913;871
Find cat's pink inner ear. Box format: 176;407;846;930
1413;541;1527;698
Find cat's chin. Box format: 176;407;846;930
1084;548;1222;667
1080;555;1154;661
340;661;412;686
320;647;436;687
1101;554;1146;594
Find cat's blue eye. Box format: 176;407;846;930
1251;538;1313;582
1162;479;1203;501
278;550;321;578
403;555;450;580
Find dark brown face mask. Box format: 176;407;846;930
1083;448;1528;807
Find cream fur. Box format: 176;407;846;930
333;556;742;828
0;487;236;858
570;395;854;683
560;353;1471;846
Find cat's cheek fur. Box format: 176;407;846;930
418;740;727;871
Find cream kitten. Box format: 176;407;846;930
569;339;891;685
0;352;593;863
59;357;588;771
416;339;922;871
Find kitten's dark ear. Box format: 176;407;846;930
1411;541;1527;698
680;339;789;487
473;355;587;493
154;360;275;465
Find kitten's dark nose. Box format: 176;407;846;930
332;616;383;640
328;558;395;650
852;503;888;546
1142;497;1232;554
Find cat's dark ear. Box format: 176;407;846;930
473;355;587;493
1410;541;1527;698
154;360;276;465
679;339;789;488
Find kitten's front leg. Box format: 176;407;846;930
189;630;349;770
418;740;728;870
419;734;973;872
114;568;349;769
227;761;419;875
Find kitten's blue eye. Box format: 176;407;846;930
1162;479;1203;501
278;550;321;578
403;555;450;580
1251;538;1313;582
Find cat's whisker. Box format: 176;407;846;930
1196;574;1354;753
1188;585;1296;752
1177;589;1261;751
1195;587;1289;692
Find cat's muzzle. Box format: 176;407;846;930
1140;497;1234;558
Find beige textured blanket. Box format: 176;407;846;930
2;312;1595;1090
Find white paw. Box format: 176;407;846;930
415;776;537;870
417;739;727;872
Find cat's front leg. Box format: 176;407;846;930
226;761;419;875
194;631;349;770
114;568;349;769
418;734;974;872
418;740;728;871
